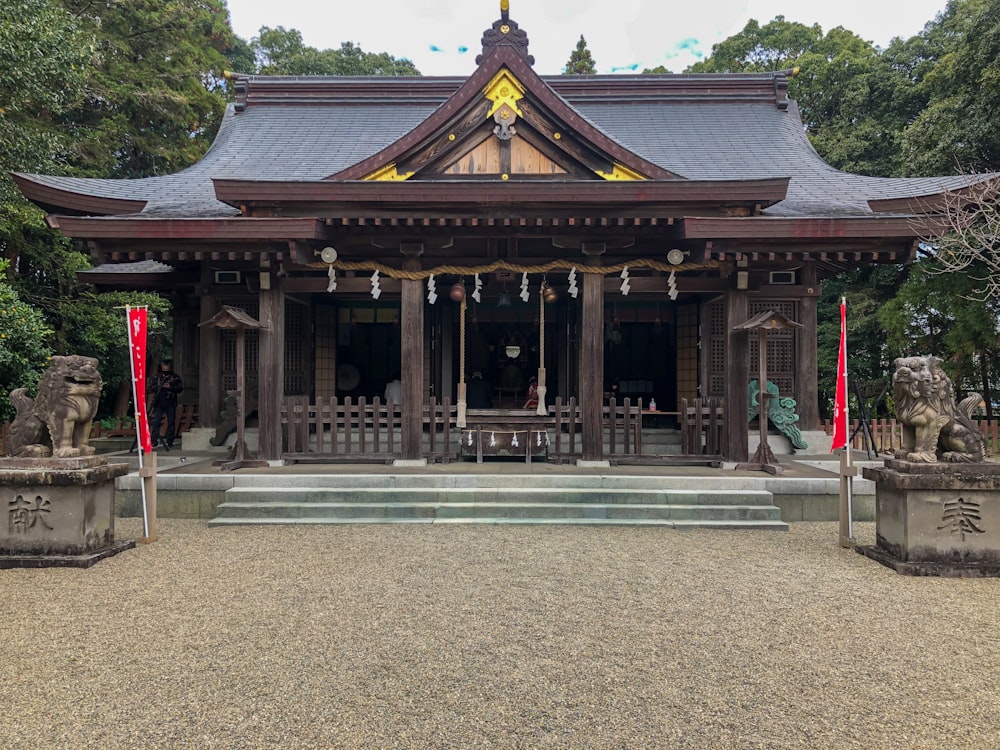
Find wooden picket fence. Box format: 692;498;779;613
821;418;1000;457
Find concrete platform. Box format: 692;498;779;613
112;448;880;524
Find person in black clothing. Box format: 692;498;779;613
466;370;493;409
148;359;183;450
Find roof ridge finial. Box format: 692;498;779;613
479;0;534;66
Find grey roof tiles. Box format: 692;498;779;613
15;74;985;219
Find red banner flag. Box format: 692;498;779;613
831;298;849;452
127;307;153;453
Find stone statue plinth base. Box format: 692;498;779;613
860;459;1000;577
0;457;133;568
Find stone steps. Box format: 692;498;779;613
208;479;786;529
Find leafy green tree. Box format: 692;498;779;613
817;266;908;418
0;0;92;255
564;35;597;74
62;290;173;414
57;0;236;179
684;16;906;177
879;261;1000;413
902;0;1000;175
0;261;54;421
687;16;822;72
0;1;225;417
249;27;420;76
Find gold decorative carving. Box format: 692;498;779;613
483;69;525;119
595;163;647;181
362;163;414;181
493;103;517;140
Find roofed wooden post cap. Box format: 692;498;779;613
479;0;534;65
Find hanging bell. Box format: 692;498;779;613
542;283;558;303
449;281;466;302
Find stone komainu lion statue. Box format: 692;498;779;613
6;355;103;459
892;355;986;463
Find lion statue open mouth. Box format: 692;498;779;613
6;355;103;459
892;355;985;463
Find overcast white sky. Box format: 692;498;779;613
225;0;949;76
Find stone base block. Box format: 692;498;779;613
861;460;1000;577
748;430;828;455
0;539;136;569
0;459;128;556
856;544;1000;577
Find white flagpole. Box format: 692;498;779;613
126;306;150;539
838;297;856;547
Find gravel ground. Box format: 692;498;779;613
3;520;999;750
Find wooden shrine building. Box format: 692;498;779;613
13;3;991;463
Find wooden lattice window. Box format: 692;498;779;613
221;300;259;395
675;303;699;402
749;300;796;395
703;299;798;398
314;304;338;399
284;301;306;395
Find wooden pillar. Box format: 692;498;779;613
725;278;750;462
197;272;222;429
257;276;285;460
795;263;820;431
580;243;606;461
401;248;425;460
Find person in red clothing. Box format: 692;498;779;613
523;376;538;409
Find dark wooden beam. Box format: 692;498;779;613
580;242;606;462
257;282;284;460
197;267;222;430
725;283;750;462
213;178;790;215
681;215;925;240
795;263;820;431
48;216;328;241
400;252;425;461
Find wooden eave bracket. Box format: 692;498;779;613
12;172;148;217
42;215;329;242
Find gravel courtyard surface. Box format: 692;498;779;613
3;520;999;750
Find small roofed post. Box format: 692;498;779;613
199;306;269;471
733;310;804;475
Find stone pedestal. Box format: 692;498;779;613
860;459;1000;576
0;457;133;568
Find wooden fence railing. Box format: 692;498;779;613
546;397;642;459
821;418;1000;456
680;398;725;457
281;396;455;463
279;395;641;463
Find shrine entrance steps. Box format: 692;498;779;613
207;474;787;530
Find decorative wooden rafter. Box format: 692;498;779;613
332;43;678;184
363;163;415;182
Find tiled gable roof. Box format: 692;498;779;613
14;74;989;219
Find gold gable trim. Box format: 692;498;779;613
595;163;647;181
363;163;414;181
483;69;526;118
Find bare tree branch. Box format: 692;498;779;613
911;177;1000;301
